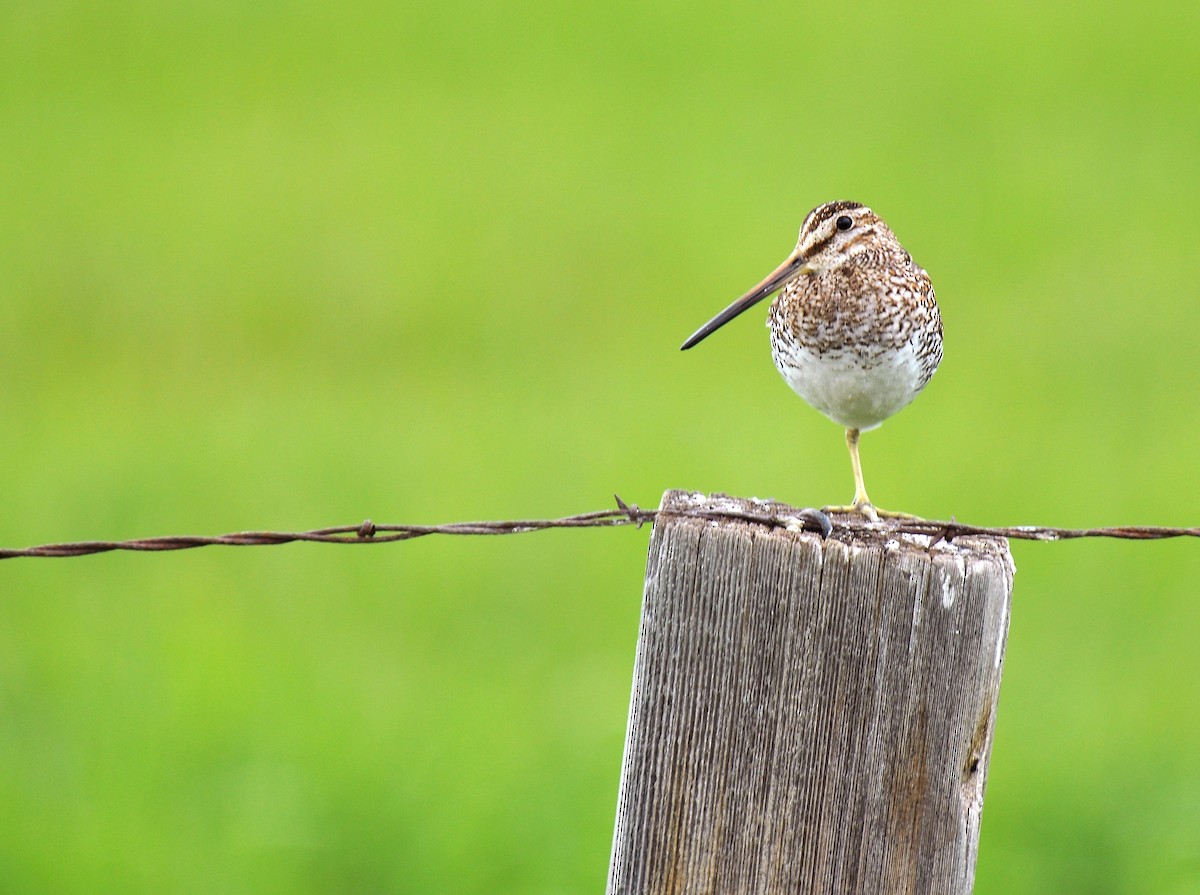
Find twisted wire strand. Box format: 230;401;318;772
0;496;1195;560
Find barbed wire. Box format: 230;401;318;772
1;495;1196;561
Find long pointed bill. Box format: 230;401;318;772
680;251;813;350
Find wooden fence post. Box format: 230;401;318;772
607;490;1014;895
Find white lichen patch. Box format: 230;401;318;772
940;556;967;608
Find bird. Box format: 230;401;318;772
681;201;942;521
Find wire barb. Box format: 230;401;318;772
0;499;1196;560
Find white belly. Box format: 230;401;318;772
772;341;929;431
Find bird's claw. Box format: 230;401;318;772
821;503;923;523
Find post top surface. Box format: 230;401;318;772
659;489;1013;569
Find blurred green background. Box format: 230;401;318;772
2;1;1199;892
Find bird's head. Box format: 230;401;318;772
681;200;889;350
793;201;889;275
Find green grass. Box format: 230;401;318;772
2;1;1199;892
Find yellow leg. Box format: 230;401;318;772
822;429;878;520
846;427;872;513
822;428;922;521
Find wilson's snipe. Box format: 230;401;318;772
682;201;942;521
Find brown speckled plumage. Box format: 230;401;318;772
681;201;942;517
769;206;941;417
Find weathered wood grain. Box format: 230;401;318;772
607;490;1014;895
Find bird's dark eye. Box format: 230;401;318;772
835;215;854;231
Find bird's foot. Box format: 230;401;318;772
874;507;924;521
822;502;881;523
820;502;925;523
